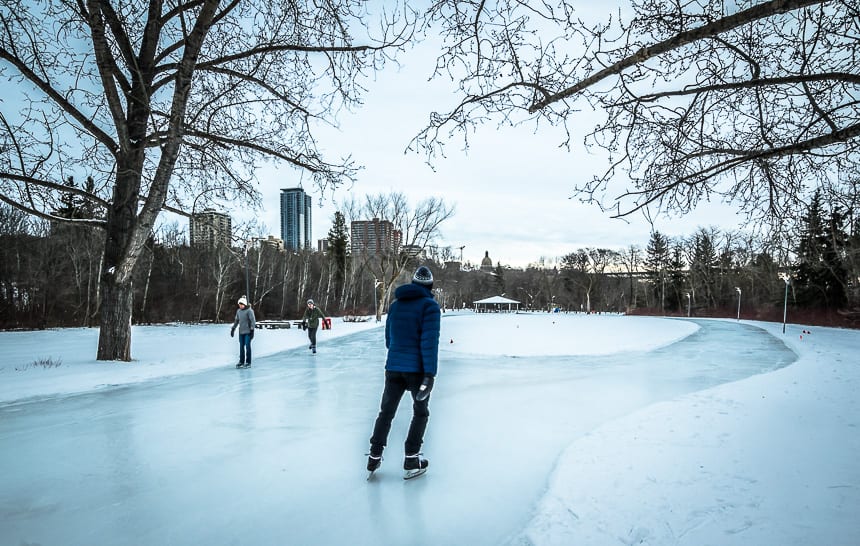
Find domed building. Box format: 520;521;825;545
480;250;494;272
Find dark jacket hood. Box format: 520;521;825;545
394;283;432;301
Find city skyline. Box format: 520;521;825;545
236;37;749;269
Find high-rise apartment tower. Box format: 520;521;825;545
189;209;232;248
280;187;312;250
350;218;401;255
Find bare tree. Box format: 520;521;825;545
207;245;236;321
250;245;283;314
619;245;643;311
417;0;859;226
344;192;454;321
0;0;412;360
561;248;618;313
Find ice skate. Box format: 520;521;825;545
366;454;382;480
403;454;428;480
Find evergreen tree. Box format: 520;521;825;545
794;191;848;310
689;228;719;308
824;208;849;309
644;231;670;311
666;240;687;313
54;176;81;219
51;175;100;221
493;262;506;294
847;214;860;308
326;211;349;301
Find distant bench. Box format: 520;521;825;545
256;320;304;330
257;318;333;330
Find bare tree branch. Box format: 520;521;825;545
420;0;858;228
529;0;830;112
1;0;414;360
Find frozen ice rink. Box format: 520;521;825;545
0;317;799;545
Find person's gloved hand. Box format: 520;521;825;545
302;321;307;331
416;375;434;402
230;327;235;338
249;329;254;340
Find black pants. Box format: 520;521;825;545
370;371;430;456
307;326;318;348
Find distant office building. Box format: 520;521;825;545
280;187;312;250
189;209;232;248
351;218;401;255
317;239;329;253
401;245;424;260
260;236;285;252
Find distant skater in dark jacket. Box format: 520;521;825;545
367;266;441;479
302;299;327;354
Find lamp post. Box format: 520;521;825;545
244;242;250;302
779;272;791;333
242;240;254;304
661;269;666;316
372;278;382;322
735;287;742;320
685;292;691;317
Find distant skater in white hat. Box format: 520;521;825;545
230;296;256;368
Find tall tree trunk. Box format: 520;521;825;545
297;256;310;310
322;262;333;311
96;156;144;360
97;277;133;361
340;264;356;311
280;258;290;318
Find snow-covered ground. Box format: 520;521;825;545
1;312;858;545
0;317;382;403
517;318;860;545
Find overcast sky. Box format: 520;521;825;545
247;25;746;269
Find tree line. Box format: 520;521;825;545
467;191;857;326
2;188;857;329
2;1;856;357
0;204;377;328
0;188;455;328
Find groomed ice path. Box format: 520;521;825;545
0;318;795;545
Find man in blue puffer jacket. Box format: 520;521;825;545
367;266;441;479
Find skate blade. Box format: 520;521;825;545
403;468;427;480
367;470;377;481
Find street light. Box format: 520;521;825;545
661;269;666;316
244;242;251;302
735;287;742;320
243;239;256;303
372;278;382;322
779;272;791;333
685;292;691;317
